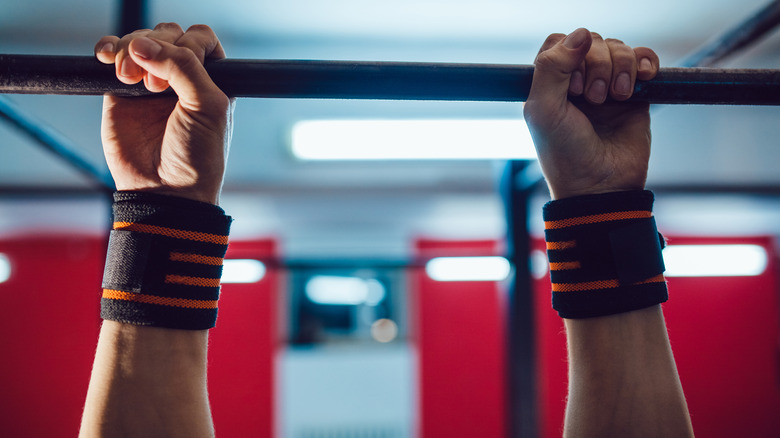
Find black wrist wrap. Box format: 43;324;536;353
101;191;232;330
543;190;667;319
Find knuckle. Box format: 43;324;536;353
128;28;152;36
187;24;215;35
586;57;612;72
605;38;625;46
172;46;201;67
154;22;183;32
590;32;604;41
533;50;557;68
545;33;566;44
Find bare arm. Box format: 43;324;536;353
564;307;692;437
524;28;694;437
80;324;213;438
79;23;233;438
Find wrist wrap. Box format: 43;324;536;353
101;191;232;330
543;190;667;319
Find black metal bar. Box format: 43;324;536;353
502;160;538;438
679;0;780;67
117;0;148;37
2;55;780;105
0;96;115;192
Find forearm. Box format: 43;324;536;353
563;305;694;438
80;322;214;438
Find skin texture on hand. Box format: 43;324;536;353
523;28;660;200
94;23;234;205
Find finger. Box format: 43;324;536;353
535;33;565;58
139;23;186;89
570;60;586;96
605;38;637;101
634;47;660;81
175;24;227;63
114;29;152;84
94;36;120;64
127;37;227;111
582;33;612;104
527;28;592;115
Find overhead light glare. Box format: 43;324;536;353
0;254;10;283
221;259;266;283
291;119;536;160
426;256;511;282
306;276;386;305
663;244;767;277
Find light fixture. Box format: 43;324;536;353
221;259;266;283
425;256;512;282
305;275;386;305
663;244;768;277
291;119;536;160
0;254;10;283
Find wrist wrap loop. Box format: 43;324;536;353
101;191;232;330
543;190;667;319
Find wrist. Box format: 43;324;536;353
549;185;647;201
101;191;232;330
543;190;667;319
113;185;221;206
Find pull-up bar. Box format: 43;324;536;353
2;54;780;105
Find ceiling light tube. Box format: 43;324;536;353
221;259;267;283
426;256;512;282
291;119;536;160
663;244;768;277
0;254;10;283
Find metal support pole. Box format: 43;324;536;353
2;55;780;105
117;0;148;37
0;96;115;192
679;0;780;67
502;160;538;438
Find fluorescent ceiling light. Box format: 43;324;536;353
291;119;536;160
663;244;767;277
221;259;266;283
305;276;386;305
426;256;512;282
0;254;9;283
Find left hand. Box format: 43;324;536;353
94;22;234;205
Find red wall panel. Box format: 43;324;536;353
0;233;104;437
207;239;280;438
0;235;280;437
662;236;780;437
533;235;780;438
412;239;507;438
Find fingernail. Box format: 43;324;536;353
97;42;114;53
120;59;140;77
564;28;588;49
639;58;652;71
569;70;584;95
615;72;631;95
132;37;162;60
588;79;607;103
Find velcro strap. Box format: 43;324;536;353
543;190;668;319
100;191;231;330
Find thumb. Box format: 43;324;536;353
127;36;225;111
528;28;592;108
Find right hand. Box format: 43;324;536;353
94;23;234;205
523;28;660;200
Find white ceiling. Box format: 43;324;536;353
1;0;780;193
